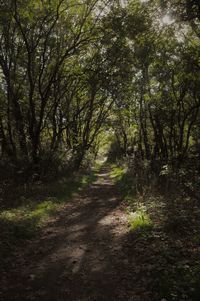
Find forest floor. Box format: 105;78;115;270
0;165;200;301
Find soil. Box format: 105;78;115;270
0;166;155;301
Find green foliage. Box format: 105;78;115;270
1;0;200;176
0;1;199;299
0;170;97;242
128;209;153;231
0;200;57;240
157;262;200;301
110;165;126;181
107;141;124;163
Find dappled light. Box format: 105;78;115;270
0;0;200;300
162;14;174;25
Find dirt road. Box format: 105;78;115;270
1;167;153;301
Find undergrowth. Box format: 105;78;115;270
109;162;200;301
0;169;97;266
128;210;153;231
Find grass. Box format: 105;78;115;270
51;170;97;202
109;163;154;232
128;209;153;231
0;199;61;244
110;164;127;181
109;163;139;199
107;161;200;300
109;162;200;300
0;169;97;245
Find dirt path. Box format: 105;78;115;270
1;167;153;301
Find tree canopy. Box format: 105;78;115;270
0;0;199;173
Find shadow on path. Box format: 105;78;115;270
2;167;153;301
